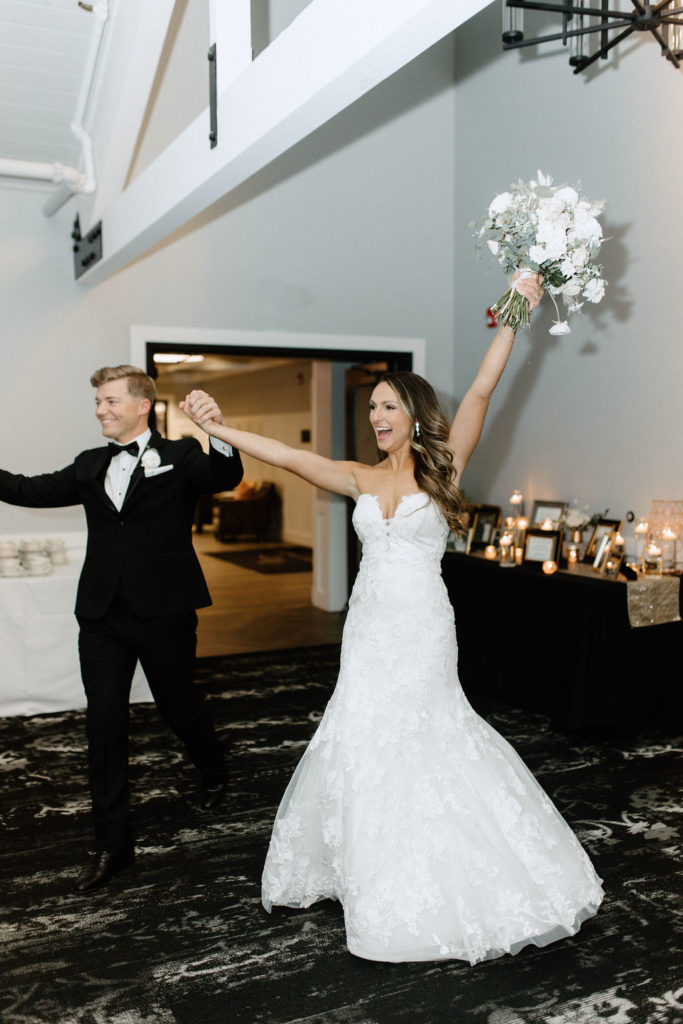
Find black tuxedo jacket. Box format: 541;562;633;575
0;432;243;618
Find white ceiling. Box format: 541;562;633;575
0;0;94;169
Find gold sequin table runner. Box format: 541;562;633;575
627;576;681;628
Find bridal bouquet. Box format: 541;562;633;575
475;171;607;335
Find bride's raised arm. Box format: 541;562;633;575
180;390;360;499
448;271;543;479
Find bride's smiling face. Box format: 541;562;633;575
369;382;413;452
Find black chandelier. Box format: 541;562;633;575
502;1;683;73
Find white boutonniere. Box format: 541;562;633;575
141;448;161;471
140;447;173;477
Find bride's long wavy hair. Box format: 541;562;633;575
376;371;464;531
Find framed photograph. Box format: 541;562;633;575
468;504;501;550
584;518;622;563
531;500;567;528
523;528;563;565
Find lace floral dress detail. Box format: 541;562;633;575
261;493;604;963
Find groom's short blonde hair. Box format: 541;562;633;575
90;365;156;403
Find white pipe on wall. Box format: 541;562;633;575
0;159;84;186
0;1;112;214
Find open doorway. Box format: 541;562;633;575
131;326;423;655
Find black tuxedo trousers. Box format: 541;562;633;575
0;434;243;849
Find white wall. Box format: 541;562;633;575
0;36;457;535
452;5;683;533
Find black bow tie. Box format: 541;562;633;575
107;441;139;458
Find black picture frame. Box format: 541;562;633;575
468;504;502;550
531;500;567;527
584;518;622;563
523;528;563;565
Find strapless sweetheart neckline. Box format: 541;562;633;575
359;491;427;522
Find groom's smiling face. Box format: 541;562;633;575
95;378;151;444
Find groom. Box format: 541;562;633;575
0;365;243;894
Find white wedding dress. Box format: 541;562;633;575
262;493;604;963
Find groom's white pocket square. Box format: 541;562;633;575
144;465;174;478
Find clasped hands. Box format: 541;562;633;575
180;390;224;431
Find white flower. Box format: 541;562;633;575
583;278;606;303
528;244;547;264
571;245;590;270
141;448;161;470
549;321;571;335
561;279;583;298
487;239;500;256
559;258;575;279
555;185;579;207
489;191;513;217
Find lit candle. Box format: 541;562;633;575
515;546;523;565
541;518;553;531
484;545;497;560
517;517;529;532
542;560;558;575
499;533;514;565
568;547;578;566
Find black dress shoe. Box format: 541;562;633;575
72;845;135;895
199;781;226;810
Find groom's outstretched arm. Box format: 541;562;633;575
0;464;80;508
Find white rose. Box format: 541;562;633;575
141;448;161;470
583;278;606;303
487;240;500;256
562;279;583;298
571;246;589;269
549;321;571;335
489;192;513;218
559;259;575;279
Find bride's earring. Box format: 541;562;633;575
414;421;421;439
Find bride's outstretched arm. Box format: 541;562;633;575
180;391;359;498
448;271;543;479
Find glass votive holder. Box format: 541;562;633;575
499;534;515;566
660;526;677;571
567;546;578;567
542;560;558;575
641;542;663;575
514;546;523;565
484;545;497;560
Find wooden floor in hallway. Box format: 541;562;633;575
193;529;346;657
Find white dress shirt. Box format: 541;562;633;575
105;430;233;511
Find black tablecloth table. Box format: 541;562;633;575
443;552;682;735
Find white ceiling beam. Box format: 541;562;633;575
87;0;176;225
79;0;489;286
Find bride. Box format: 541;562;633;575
181;272;604;964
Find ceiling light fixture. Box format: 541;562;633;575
502;1;683;74
153;353;205;365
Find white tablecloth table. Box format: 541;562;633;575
0;539;151;718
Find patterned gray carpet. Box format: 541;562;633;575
1;645;681;1024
